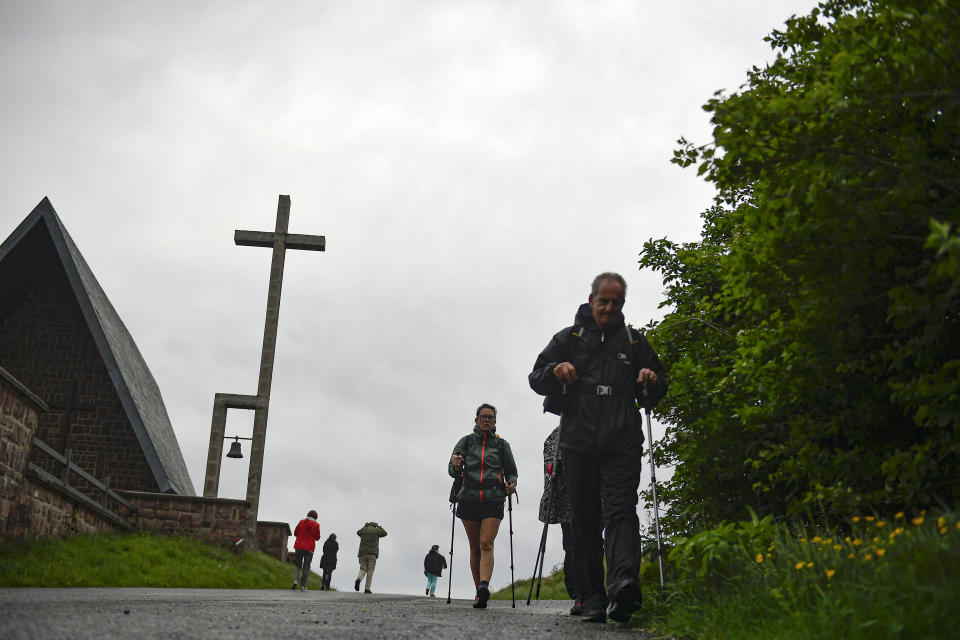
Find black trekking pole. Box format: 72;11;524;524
525;522;548;605
446;501;456;604
508;491;516;607
644;393;665;588
528;384;568;604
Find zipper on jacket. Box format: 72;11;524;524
479;432;486;503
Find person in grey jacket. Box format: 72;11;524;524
354;522;387;593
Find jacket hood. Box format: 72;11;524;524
472;425;499;437
574;302;624;330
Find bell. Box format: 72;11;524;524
226;439;243;459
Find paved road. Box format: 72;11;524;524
0;588;655;639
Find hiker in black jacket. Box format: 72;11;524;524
423;544;447;597
529;272;666;624
318;533;338;590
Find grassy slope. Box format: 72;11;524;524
0;532;316;589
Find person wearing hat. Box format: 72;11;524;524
423;544;447;597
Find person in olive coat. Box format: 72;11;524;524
354;522;387;593
318;533;338;590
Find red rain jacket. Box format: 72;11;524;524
293;518;321;552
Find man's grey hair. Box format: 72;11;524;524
591;272;627;297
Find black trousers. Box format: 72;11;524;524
321;569;333;589
562;447;643;607
560;521;579;601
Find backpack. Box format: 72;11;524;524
542;324;643;415
448;432;507;504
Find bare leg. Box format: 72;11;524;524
478;517;501;583
461;519;482;587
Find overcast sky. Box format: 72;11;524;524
1;0;814;598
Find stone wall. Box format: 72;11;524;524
119;491;249;546
1;367;116;539
256;521;292;562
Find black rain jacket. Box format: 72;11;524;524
424;549;447;577
529;303;666;454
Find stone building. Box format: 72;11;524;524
0;198;289;559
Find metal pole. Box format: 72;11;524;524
644;406;665;588
526;522;549;605
508;493;516;607
446;503;456;604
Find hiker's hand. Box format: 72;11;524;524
451;454;463;470
637;368;658;387
553;362;578;383
505;483;516;495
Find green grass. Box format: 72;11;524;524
492;512;959;639
489;563;570;601
0;532;319;589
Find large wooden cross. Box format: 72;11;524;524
202;195;324;537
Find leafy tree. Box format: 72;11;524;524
641;0;960;536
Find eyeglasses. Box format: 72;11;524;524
477;415;496;422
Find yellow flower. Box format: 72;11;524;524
768;543;775;551
864;554;873;561
912;517;924;526
853;539;862;546
800;538;808;544
812;536;822;543
825;538;833;544
847;553;855;559
888;532;896;541
940;527;948;535
938;517;947;528
875;521;885;528
844;536;852;543
865;516;875;522
894;512;904;520
872;537;880;544
894;527;904;535
956;522;960;531
756;554;764;563
833;544;843;551
826;569;836;579
852;516;861;523
805;562;814;568
921;509;926;515
795;561;806;570
876;548;886;557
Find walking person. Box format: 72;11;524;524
318;533;338;590
423;544;447;598
448;403;519;609
354;521;387;593
538;425;582;614
292;509;321;591
529;272;667;623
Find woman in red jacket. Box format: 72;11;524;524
292;509;321;591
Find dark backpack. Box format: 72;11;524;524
448;433;507;504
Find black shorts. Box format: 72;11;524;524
456;499;505;521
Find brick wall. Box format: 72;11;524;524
0;249;158;492
1;368;115;539
120;491;249;544
256;521;291;562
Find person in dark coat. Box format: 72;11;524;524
529;272;667;624
318;533;338;590
423;544;447;598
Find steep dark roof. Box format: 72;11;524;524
0;198;195;495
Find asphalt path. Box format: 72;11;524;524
0;588;656;639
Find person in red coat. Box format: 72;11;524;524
292;509;321;591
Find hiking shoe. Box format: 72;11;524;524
426;588;430;596
300;586;307;592
607;581;640;623
581;603;606;623
429;594;436;598
354;580;360;591
569;600;583;615
477;584;490;608
364;589;372;594
291;582;297;590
